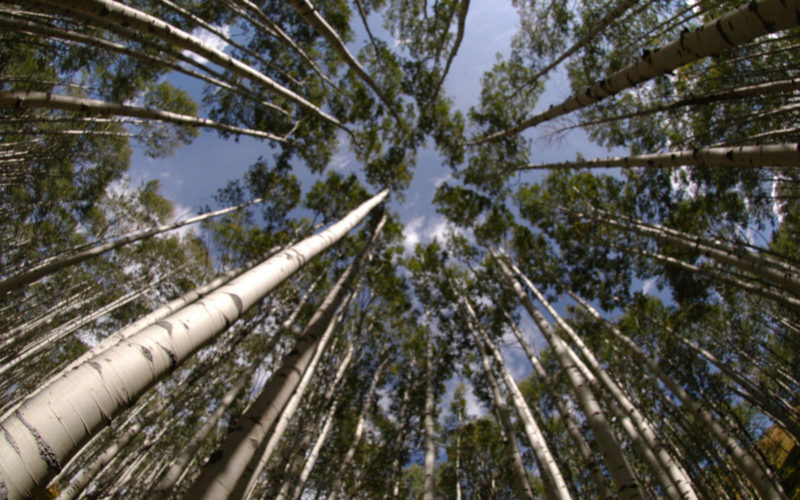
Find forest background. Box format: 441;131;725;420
0;0;799;499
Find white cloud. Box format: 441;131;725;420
167;202;201;239
402;216;425;254
182;25;231;65
642;276;658;296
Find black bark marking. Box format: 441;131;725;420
749;1;776;31
208;449;223;464
1;424;21;457
156;342;178;370
714;19;734;48
725;150;735;161
225;292;244;315
16;411;61;473
157;320;173;336
0;476;7;499
249;437;259;450
139;344;153;363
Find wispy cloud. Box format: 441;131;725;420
182;25;231;65
642;276;658;296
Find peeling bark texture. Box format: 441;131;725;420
522;143;800;170
185;213;387;499
32;0;342;128
471;0;800;144
0;194;265;294
0;190;387;500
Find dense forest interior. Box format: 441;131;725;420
1;0;800;498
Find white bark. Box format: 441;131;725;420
522;144;800;170
457;287;571;500
471;0;800;143
513;264;697;500
0;189;387;499
568;290;788;500
493;254;643;499
33;0;343;128
0;195;264;294
186;212;387;499
423;321;436;500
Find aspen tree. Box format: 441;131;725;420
186;212;387;499
512;262;698;500
471;0;800;144
454;281;571;500
0;190;387;499
493;254;644;500
567;290;789;499
423;318;437;500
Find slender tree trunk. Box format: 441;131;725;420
469;319;536;500
493;254;644;499
237;298;357;500
289;390;341;500
470;0;800;144
456;284;571;500
326;354;390;500
558;78;800;133
568;290;787;499
0;190;387;500
34;0;344;129
0;196;264;294
432;0;470;94
423;319;436;500
185;212;387;499
503;311;615;499
147;371;250;499
513;264;697;499
522;143;800;171
589;209;800;297
286;0;402;125
387;378;412;499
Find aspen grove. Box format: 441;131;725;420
1;0;799;498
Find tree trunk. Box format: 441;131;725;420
513;264;697;500
503;311;615;499
456;284;571;500
0;195;265;294
470;0;800;143
522;143;800;171
185;212;386;499
326;353;390;500
471;325;536;500
567;290;788;499
0;190;387;500
34;0;344;129
493;254;644;499
423;318;436;500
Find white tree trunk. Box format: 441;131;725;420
0;190;387;499
186;212;387;499
522;144;800;170
33;0;343;128
567;290;788;500
471;0;800;143
493;254;644;499
0;195;265;294
513;264;697;500
423;321;436;500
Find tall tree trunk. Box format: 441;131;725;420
493;254;644;499
470;0;800;144
34;0;344;129
0;196;265;294
0;190;387;500
432;0;470;95
185;212;387;499
503;311;615;499
567;290;788;499
455;283;571;500
286;0;402;125
468;317;536;500
522;144;800;171
512;264;697;500
423;318;436;500
326;353;390;500
237;297;357;500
